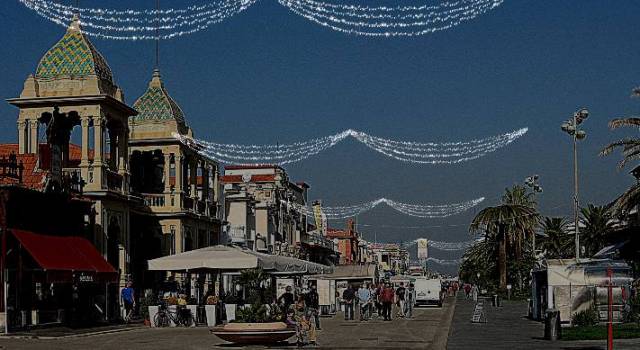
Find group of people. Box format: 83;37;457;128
462;283;479;302
342;282;415;322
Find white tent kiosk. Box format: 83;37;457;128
530;259;633;323
148;245;333;295
148;245;332;274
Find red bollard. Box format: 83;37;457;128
607;267;613;350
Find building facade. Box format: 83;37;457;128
220;165;308;256
3;17;223;319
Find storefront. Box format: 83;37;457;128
3;229;118;331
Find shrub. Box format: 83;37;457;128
235;303;270;323
572;307;599;327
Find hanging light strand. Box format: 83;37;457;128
277;0;504;37
426;257;462;265
280;0;495;29
18;0;257;40
311;197;484;219
19;0;506;39
175;128;527;166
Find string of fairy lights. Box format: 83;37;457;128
173;128;528;165
316;197;485;219
426;257;462;265
18;0;506;39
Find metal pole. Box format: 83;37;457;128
573;113;580;260
607;267;613;350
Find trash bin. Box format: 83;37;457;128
492;294;501;307
544;309;561;340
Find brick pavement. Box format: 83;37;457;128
0;301;454;350
447;293;640;350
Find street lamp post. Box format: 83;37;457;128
561;108;589;259
524;175;543;254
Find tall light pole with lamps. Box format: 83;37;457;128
561;108;589;259
524;175;543;254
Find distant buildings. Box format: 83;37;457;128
370;243;409;276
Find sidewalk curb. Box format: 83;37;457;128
431;295;457;350
0;325;147;340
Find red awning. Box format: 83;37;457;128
11;229;118;283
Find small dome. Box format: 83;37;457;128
132;69;187;132
35;15;113;84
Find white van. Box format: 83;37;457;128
414;278;443;307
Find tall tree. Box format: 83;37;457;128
501;185;539;259
600;87;640;214
580;204;615;257
540;217;572;259
469;187;538;290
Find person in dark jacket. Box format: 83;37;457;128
342;285;356;320
278;286;295;318
305;284;321;330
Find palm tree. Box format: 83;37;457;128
501;185;539;259
539;217;572;258
460;238;496;286
600;87;640;214
469;187;538;290
580;204;615;257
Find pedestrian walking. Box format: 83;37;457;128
121;281;136;323
405;283;415;318
293;295;316;347
357;284;371;321
369;283;378;319
342;285;356;321
375;282;384;317
278;286;295;318
464;283;472;299
395;282;406;318
471;284;479;302
305;284;321;330
381;283;395;321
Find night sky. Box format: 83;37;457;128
1;1;639;274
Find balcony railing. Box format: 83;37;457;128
197;200;206;215
183;196;194;211
104;169;123;192
228;226;247;244
142;193;165;207
62;168;85;194
303;232;334;250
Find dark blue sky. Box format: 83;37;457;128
1;1;639;273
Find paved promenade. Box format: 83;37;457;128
0;299;455;349
448;293;640;350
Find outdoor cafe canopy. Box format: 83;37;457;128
148;245;333;275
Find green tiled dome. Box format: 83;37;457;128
133;69;186;126
35;16;113;83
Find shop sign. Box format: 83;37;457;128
77;273;94;283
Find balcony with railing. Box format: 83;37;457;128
302;231;334;250
227;225;247;244
62;168;85;194
142;193;165;207
104;168;123;192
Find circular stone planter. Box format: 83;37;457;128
210;322;295;344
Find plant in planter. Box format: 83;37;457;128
238;268;269;306
235;303;270;323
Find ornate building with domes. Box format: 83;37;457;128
3;16;222;322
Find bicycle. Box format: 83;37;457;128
154;303;194;327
